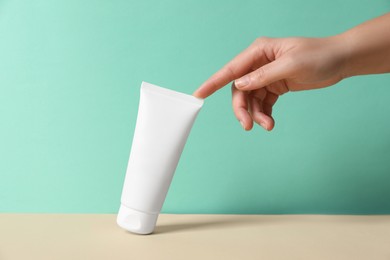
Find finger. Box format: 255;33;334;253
262;91;279;117
193;39;271;99
234;57;294;91
231;83;253;131
249;90;276;131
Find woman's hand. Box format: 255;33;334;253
193;36;348;131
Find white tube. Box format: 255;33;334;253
117;81;203;234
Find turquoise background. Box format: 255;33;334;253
1;0;390;214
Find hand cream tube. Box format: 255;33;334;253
117;81;203;234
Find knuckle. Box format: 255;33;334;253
226;64;237;80
254;67;266;82
254;36;270;45
284;55;297;67
225;64;238;80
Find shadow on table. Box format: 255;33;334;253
153;215;264;235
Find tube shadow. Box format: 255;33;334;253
153;215;263;235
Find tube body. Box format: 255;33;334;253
117;82;203;234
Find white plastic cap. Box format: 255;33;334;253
116;205;158;235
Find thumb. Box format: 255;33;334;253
234;58;294;91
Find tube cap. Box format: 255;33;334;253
117;205;158;235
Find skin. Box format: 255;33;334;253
193;12;390;131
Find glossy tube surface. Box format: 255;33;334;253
117;82;203;234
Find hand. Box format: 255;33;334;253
193;36;348;131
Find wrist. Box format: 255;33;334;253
329;33;354;80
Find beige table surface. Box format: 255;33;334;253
0;214;390;260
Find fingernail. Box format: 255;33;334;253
240;120;245;130
260;122;268;130
235;76;250;88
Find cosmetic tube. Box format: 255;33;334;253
117;81;203;234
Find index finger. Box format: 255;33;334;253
193;40;265;99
